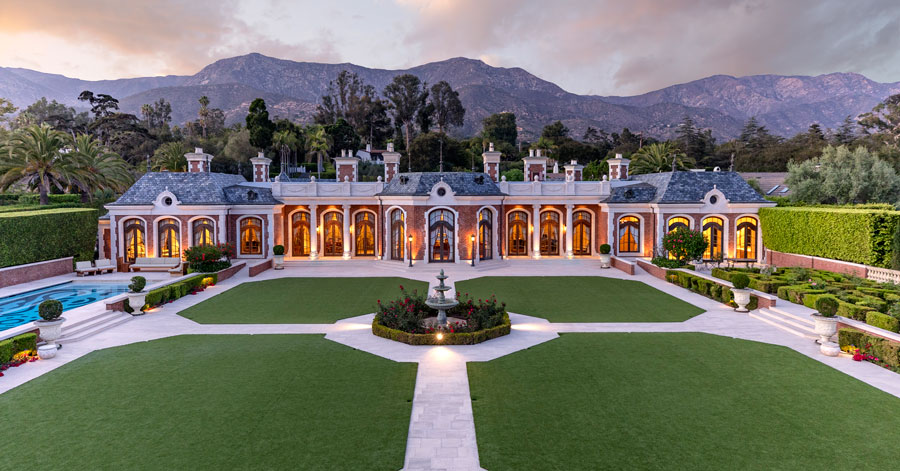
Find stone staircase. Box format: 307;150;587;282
751;306;818;340
56;310;133;344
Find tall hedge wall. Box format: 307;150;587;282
760;207;900;268
0;208;98;268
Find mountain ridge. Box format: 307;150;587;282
1;53;897;140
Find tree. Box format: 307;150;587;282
69;134;133;201
785;145;900;204
0;98;17;126
383;74;428;171
630;142;693;174
246;98;275;150
12;97;90;134
305;126;333;178
0;124;78;204
272;129;299;175
198;95;211;138
833;115;857;145
408;132;467;171
324;118;361;156
481;112;517;149
140;98;172;135
541;121;569;146
315;70;392;148
429;81;465;135
859;94;900;142
152;141;188;172
223;128;254;163
77;91;119;119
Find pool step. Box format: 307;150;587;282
57;311;133;344
751;308;818;340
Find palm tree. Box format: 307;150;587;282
0;123;77;205
70;134;133;200
272;129;299;175
629;142;694;175
305;126;332;179
152;142;188;172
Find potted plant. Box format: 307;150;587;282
599;244;611;268
730;273;752;312
812;296;841;356
273;244;285;270
35;299;65;357
127;276;147;316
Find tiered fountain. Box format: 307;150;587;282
424;270;460;329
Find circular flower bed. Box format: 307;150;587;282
372;285;511;345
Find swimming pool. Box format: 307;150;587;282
0;282;130;331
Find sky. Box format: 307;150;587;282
0;0;899;96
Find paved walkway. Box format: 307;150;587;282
2;259;899;470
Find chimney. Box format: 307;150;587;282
185;147;213;173
482;142;502;182
564;159;584;181
250;151;272;182
383;143;401;183
334;150;360;183
523;149;549;182
607;153;630;180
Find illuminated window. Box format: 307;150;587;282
192;218;215;246
479;209;492;260
507;211;528;256
703;217;724;260
123;219;145;263
429;209;454;262
573;211;591;256
158;218;180;258
667;216;690;232
355;212;375;256
322;212;343;257
291;212;310;257
618;216;640;253
240;217;263;255
540;211;560;255
391;209;405;260
736;217;757;260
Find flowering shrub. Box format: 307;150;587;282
448;293;507;331
0;350;37;378
662;227;707;262
184;244;233;273
843;344;899;373
374;285;431;333
374;286;508;335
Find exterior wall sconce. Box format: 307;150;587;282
470;234;476;267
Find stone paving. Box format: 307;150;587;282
2;259;899;470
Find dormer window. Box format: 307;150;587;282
624;189;635;199
399;175;409;184
247;190;258;201
163;197;173;206
474;175;484;184
437;188;446;196
709;195;718;204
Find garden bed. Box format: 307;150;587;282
712;267;900;333
372;313;511;345
665;270;760;310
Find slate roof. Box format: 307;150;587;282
631;171;769;204
108;172;281;206
379;172;504;196
605;182;657;203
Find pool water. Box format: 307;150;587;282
0;282;130;331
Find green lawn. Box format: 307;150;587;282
179;277;427;323
455;276;703;322
468;333;900;470
0;335;416;470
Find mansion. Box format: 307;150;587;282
100;145;774;269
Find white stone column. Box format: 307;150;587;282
565;204;574;259
309;204;318;260
342;204;351;259
532;204;541;259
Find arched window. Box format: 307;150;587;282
123;219;145;263
540;211;560;255
158;218;180;258
507;211;528;256
355;212;375;256
291;212;310;257
618;216;640;253
429;209;454;262
703;216;724;260
240;217;263;255
736;216;757;260
479;209;492;260
322;212;343;257
573;211;592;256
192;218;215;246
391;209;405;260
668;216;690;233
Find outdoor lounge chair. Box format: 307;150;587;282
94;259;115;274
130;257;181;273
75;260;97;276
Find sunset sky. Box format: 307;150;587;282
0;0;898;95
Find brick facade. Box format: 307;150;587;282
0;257;73;289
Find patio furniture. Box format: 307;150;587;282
130;257;182;273
75;261;98;276
94;259;116;274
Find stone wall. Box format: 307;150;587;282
766;249;868;277
0;257;73;289
249;258;272;277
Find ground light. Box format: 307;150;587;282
407;235;413;267
470;234;476;266
436;333;443;341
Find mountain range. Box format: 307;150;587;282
2;53;898;141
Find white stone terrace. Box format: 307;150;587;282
271;179;616;198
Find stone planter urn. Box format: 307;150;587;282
37;344;58;359
599;254;611;268
35;317;66;348
731;288;751;312
273;254;284;270
811;313;838;344
128;292;147;316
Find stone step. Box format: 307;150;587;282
59;310;121;332
751;309;817;340
756;308;817;333
58;311;133;344
766;306;815;326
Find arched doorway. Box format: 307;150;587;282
478;208;492;260
429;209;454;262
507;211;528;256
157;218;180;258
355;212;375;256
736;216;757;260
618;216;640;254
703;216;724;260
540;211;560;255
239;217;263;256
390;209;405;261
573;211;591;256
291;212;311;257
123;219;145;263
322;212;343;257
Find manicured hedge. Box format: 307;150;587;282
0;208;99;268
866;312;900;333
760;207;900;268
14;194;81;205
371;313;511;345
665;270;759;310
838;328;900;368
144;274;218;308
0;333;37;364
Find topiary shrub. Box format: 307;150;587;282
38;299;63;321
815;296;840;317
129;276;146;293
731;273;750;290
599;244;611;254
273;245;285;256
866;311;900;333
